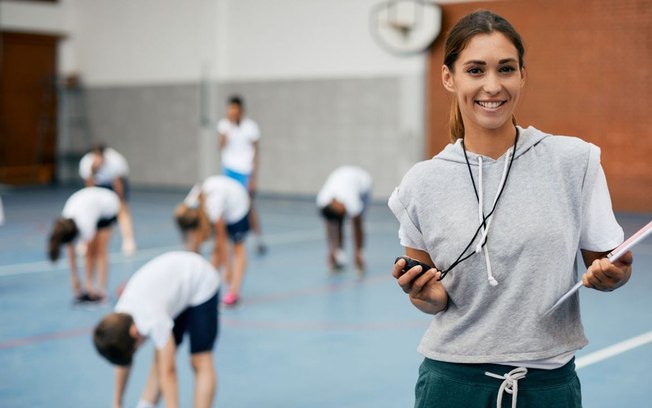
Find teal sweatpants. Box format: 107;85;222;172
415;358;582;407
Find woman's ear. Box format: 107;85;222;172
520;66;527;87
442;65;455;92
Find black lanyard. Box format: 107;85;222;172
437;128;520;280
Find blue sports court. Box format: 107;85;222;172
0;186;650;407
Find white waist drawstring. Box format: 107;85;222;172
485;367;528;408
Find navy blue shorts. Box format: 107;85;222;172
227;215;250;244
172;291;219;354
98;177;130;201
96;216;118;230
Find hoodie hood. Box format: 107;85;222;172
435;126;549;165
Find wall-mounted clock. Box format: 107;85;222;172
370;0;442;56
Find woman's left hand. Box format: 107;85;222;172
582;250;633;291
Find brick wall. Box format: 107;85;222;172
427;0;652;212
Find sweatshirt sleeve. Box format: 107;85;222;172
388;186;427;251
579;145;623;251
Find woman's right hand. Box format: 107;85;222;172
392;255;448;315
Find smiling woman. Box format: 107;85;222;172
388;9;632;408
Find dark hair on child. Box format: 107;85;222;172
175;205;201;231
93;313;137;366
91;143;107;155
320;205;345;222
48;218;79;262
227;95;244;108
174;202;211;242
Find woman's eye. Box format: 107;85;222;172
499;65;517;73
467;68;483;75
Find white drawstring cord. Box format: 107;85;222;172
475;158;498;286
485;367;528;408
474;149;514;286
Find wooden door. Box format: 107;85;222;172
0;32;58;185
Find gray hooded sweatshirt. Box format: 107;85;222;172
388;125;622;364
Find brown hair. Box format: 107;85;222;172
93;313;137;366
48;218;78;262
444;10;525;141
174;196;211;243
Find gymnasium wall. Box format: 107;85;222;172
428;0;652;212
63;0;429;196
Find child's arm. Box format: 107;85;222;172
112;177;126;202
113;365;131;408
157;336;179;408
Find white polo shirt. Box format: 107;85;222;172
217;117;260;174
317;166;373;217
79;148;129;185
115;251;220;349
184;175;250;224
62;187;120;242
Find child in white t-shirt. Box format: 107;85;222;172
317;166;373;273
48;187;120;302
79;144;137;255
94;251;220;408
217;95;267;254
175;175;251;306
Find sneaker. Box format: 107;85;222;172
256;242;268;256
73;292;90;304
88;292;107;303
222;292;239;307
334;249;347;268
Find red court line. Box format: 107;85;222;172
0;326;92;350
0;274;396;351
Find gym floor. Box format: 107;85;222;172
0;186;650;407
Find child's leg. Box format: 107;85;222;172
184;292;218;407
66;244;82;296
95;228;112;294
114;177;136;255
228;242;247;297
118;203;136;255
191;352;217;408
84;236;98;294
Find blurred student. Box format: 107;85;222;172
217;95;266;254
48;187;120;303
317;166;373;273
94;251;220;408
175;175;250;306
79;144;136;255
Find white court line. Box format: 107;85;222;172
0;230;322;277
0;220;398;278
576;330;652;369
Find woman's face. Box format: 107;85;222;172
442;32;525;135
